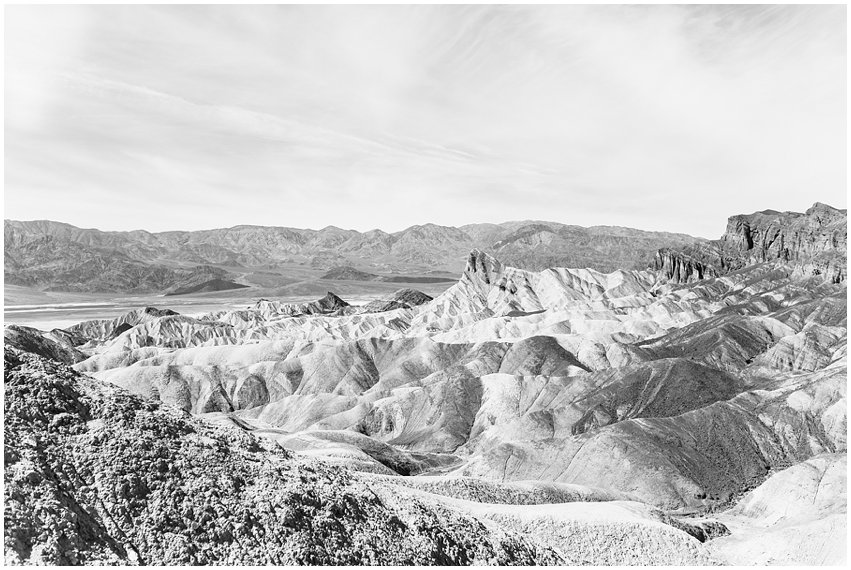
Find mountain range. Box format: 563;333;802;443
4;218;701;294
6;203;845;296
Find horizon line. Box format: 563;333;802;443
5;200;842;241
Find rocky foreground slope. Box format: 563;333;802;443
6;348;726;565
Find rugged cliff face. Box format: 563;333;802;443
659;202;846;284
653;248;718;284
720;202;846;279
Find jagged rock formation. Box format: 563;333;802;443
654;248;718;283
721;203;846;274
659;202;847;284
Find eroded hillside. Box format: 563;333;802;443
5;348;728;565
4;203;846;565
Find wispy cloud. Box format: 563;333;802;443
5;5;846;236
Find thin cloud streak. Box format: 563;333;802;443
4;5;846;237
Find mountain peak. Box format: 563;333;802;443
463;249;504;285
319;291;349;309
808;201;843;212
806;202;846;223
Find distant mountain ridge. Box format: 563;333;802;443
6;203;844;294
4;218;702;293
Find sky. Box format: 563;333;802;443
4;4;846;238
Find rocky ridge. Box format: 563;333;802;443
659;203;847;284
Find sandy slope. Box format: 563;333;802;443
706;453;847;565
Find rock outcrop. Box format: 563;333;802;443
658;202;847;284
720;203;847;282
3;325;86;364
653;248;718;283
359;289;434;314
